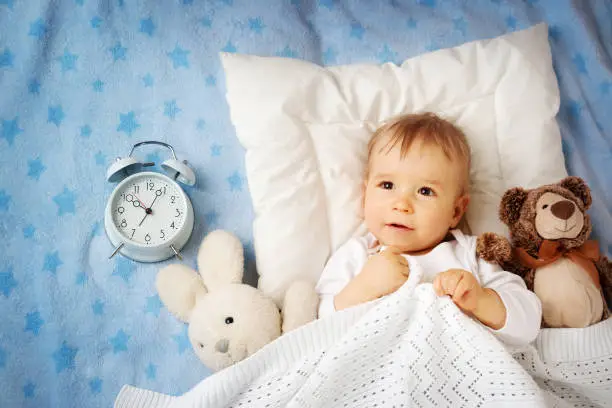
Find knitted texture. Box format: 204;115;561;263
116;281;612;408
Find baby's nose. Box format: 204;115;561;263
215;338;229;353
394;198;413;213
395;205;412;213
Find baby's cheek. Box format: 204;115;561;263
432;204;456;226
363;203;382;224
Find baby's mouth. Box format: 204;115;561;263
387;223;413;231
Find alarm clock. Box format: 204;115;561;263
104;141;196;262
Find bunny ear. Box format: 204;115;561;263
156;264;207;323
281;280;319;334
197;230;244;289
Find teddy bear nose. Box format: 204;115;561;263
215;338;229;353
551;200;575;220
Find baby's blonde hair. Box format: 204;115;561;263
366;112;471;193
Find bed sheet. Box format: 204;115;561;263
0;0;610;407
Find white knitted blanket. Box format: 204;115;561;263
115;281;612;408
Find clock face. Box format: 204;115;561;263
110;173;188;246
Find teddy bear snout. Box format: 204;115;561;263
215;338;230;353
551;200;575;220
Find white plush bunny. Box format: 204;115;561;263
156;229;319;371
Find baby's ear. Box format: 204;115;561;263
359;180;367;219
452;194;470;227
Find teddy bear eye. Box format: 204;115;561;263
225;317;234;325
198;342;204;348
542;204;549;209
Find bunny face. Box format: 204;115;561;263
189;284;282;371
156;230;311;372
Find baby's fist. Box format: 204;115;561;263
433;269;484;313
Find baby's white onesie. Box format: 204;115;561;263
315;229;542;346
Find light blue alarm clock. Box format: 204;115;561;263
104;141;196;262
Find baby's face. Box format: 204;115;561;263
363;137;468;254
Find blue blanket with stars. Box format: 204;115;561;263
0;1;610;407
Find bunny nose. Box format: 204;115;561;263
551;200;575;220
215;338;229;353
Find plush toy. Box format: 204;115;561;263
156;229;319;371
476;176;612;328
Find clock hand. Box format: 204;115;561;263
132;194;148;211
138;213;149;227
138;200;154;227
148;194;158;210
137;190;162;227
148;189;163;210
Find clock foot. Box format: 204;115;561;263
170;245;183;261
109;243;124;259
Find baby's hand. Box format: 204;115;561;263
361;247;410;298
433;269;507;330
433;269;484;313
333;247;410;312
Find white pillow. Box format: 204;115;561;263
221;23;567;304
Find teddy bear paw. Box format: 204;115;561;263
476;232;512;264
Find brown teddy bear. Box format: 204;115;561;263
476;176;612;328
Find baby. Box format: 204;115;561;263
316;113;542;346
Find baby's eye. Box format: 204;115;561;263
418;187;435;197
379;181;394;190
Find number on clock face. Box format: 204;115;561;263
111;176;185;245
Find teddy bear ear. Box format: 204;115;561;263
499;187;528;226
197;230;244;290
559;176;592;209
